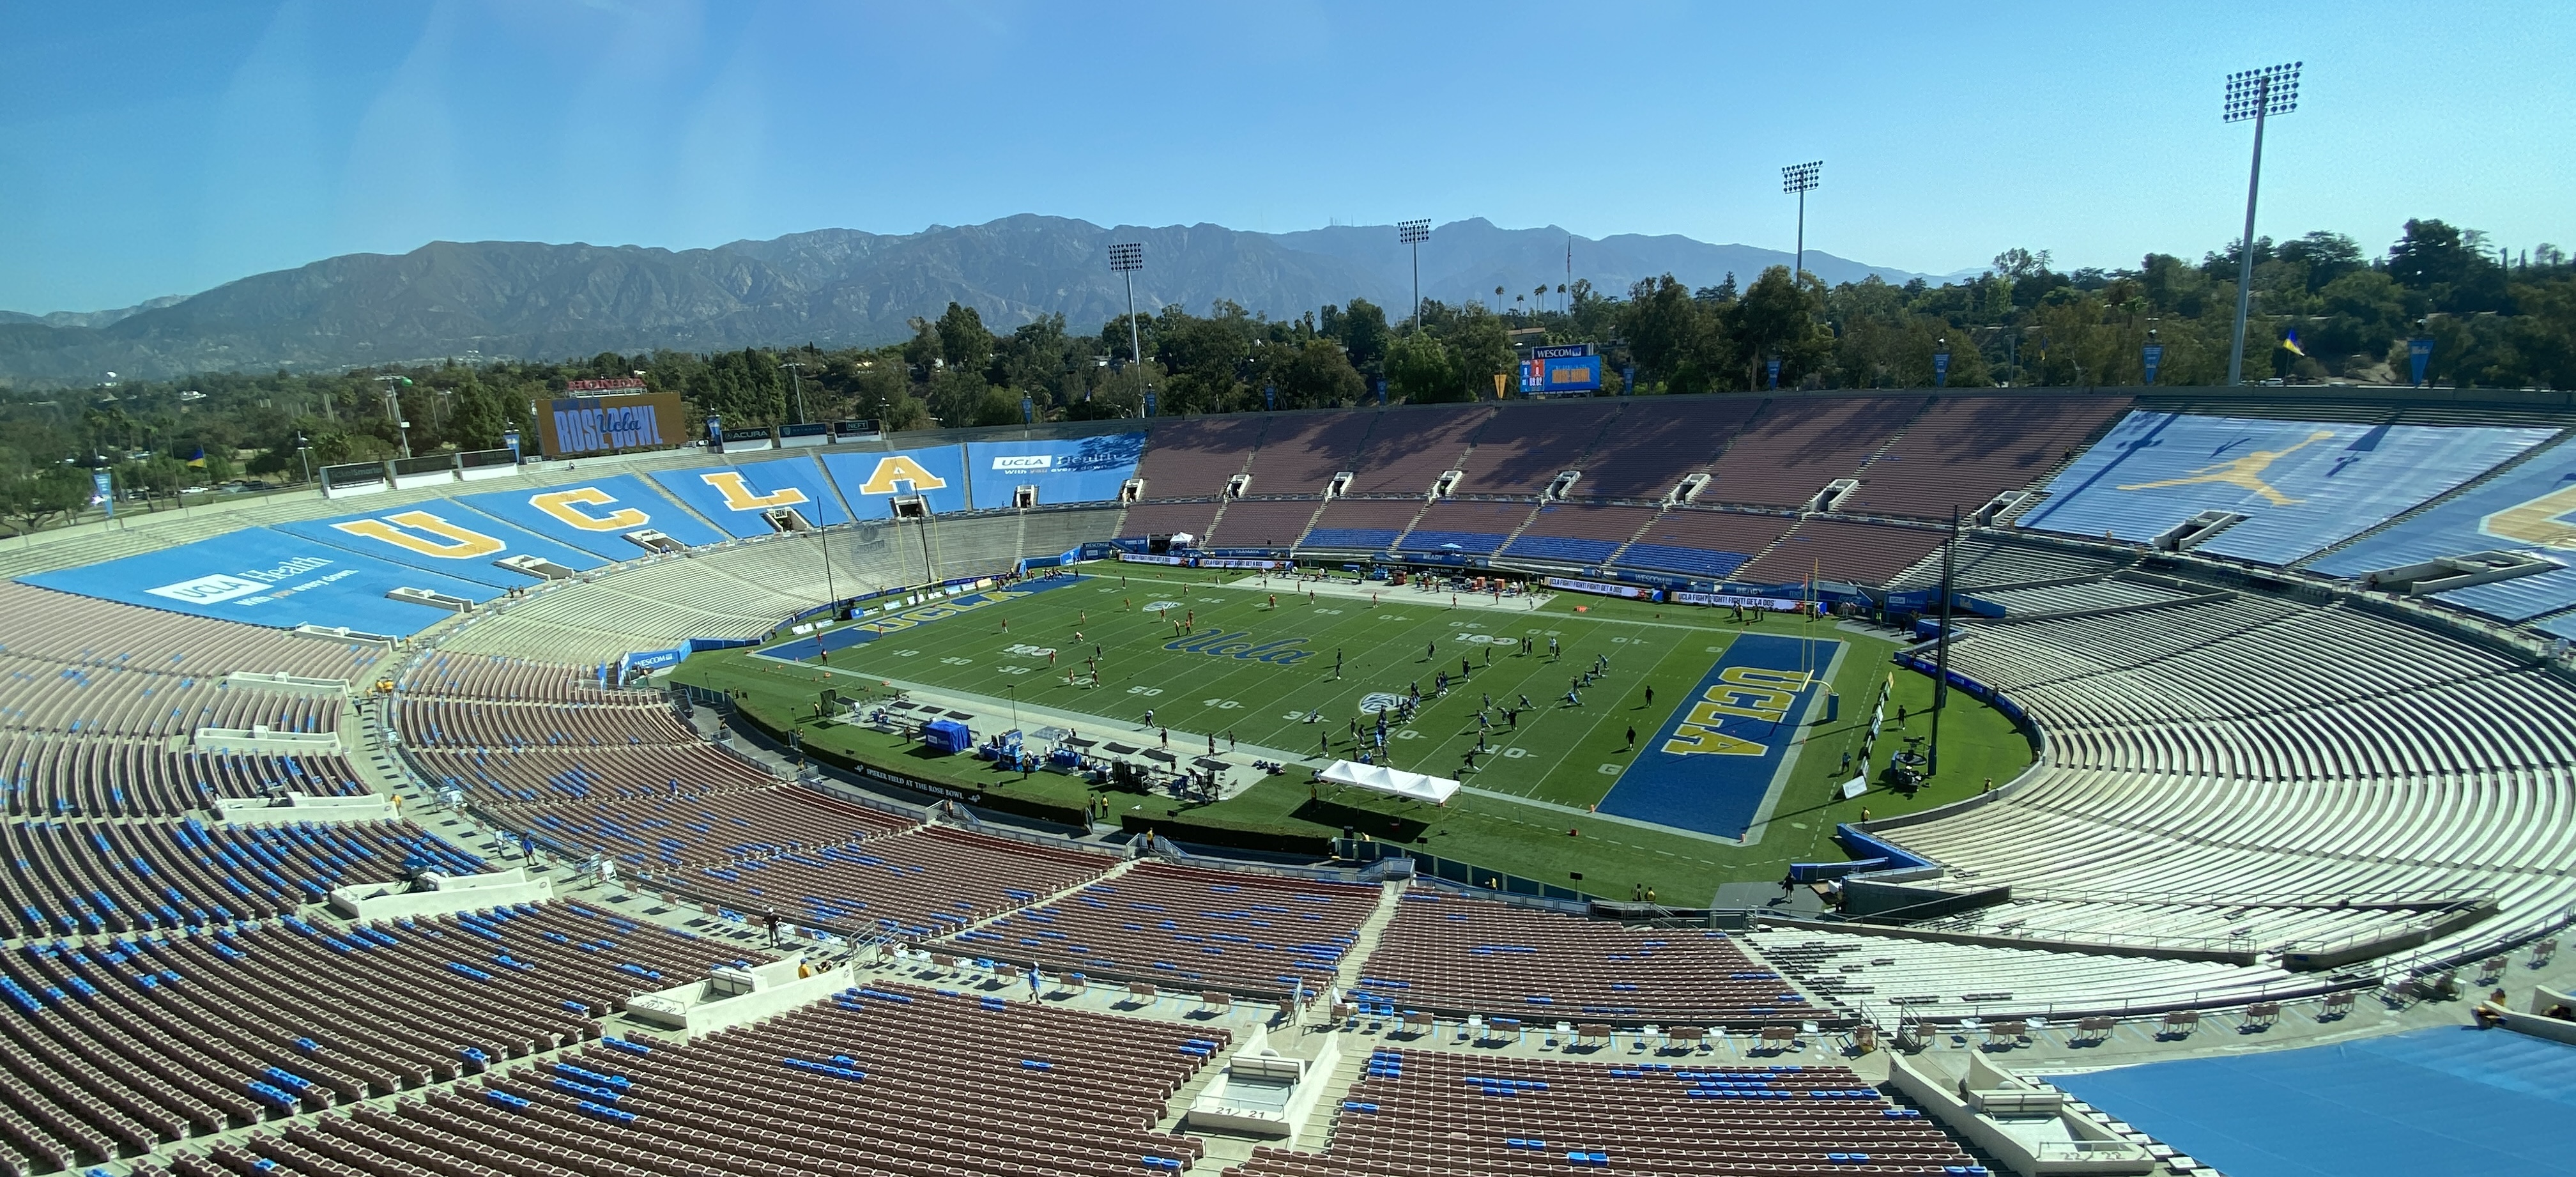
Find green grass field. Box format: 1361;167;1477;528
675;566;2033;905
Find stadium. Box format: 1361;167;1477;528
1;380;2573;1177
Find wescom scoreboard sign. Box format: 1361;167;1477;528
541;380;684;458
1520;343;1604;394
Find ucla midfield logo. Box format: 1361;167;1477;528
1163;628;1317;666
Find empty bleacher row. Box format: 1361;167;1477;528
0;900;755;1175
1354;890;1816;1025
1232;1048;1975;1177
0;659;340;741
0;737;365;819
397;655;625;704
391;699;699;751
0;817;482;938
1874;590;2576;957
658;826;1117;941
953;861;1377;996
489;788;916;870
1748;928;2298;1024
136;980;1222;1177
1886;535;2132;591
0;585;381;684
409;743;782;806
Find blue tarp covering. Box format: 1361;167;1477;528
2059;1026;2576;1177
19;527;498;635
2310;435;2576;622
455;473;728;559
273;504;609;587
2018;411;2556;565
1596;634;1836;840
817;445;972;518
921;719;972;753
963;433;1144;509
648;454;854;538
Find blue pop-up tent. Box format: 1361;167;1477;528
921;719;972;754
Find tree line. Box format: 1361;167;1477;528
1;215;2566;535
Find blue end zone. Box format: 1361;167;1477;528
1595;633;1836;840
456;473;728;558
19;527;498;635
762;574;1088;661
2058;1026;2576;1177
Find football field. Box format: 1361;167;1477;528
680;565;2032;903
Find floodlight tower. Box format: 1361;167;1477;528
2222;61;2301;387
1397;219;1432;331
1109;242;1146;376
1781;160;1822;281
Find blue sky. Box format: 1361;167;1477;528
2;0;2568;314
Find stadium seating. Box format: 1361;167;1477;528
954;861;1377;996
1737;519;1950;587
1838;394;2132;519
1243;411;1381;494
1565;397;1759;500
1501;503;1659;565
2016;410;2558;565
1885;534;2131;590
1131;415;1266;498
671;825;1117;939
1303;499;1426;551
0;817;483;937
1395;500;1533;556
1614;510;1798;580
0;900;759;1174
134;981;1221;1177
0;737;366;819
1208;498;1324;549
1358;889;1818;1024
1118;500;1222;542
1702;396;1923;509
1450;399;1625;494
1339;406;1493;495
1873;592;2576;959
1230;1048;1974;1177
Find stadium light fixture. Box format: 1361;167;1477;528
1109;242;1146;383
1781;161;1822;282
2221;61;2300;387
1398;219;1432;332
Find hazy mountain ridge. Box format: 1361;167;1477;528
0;215;1931;385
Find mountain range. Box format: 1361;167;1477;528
0;215;1947;387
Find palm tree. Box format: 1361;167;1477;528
1493;285;1505;312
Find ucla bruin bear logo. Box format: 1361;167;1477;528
1359;693;1406;714
698;470;809;512
855;455;948;495
531;487;650;530
1662;665;1813;757
2482;481;2576;550
329;511;505;558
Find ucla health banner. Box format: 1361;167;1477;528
1596;633;1836;840
275;505;607;587
21;528;500;635
456;473;728;559
963;433;1144;509
816;445;970;518
648;454;853;538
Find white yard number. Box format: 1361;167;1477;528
1128;686;1164;696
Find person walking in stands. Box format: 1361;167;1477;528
762;907;781;946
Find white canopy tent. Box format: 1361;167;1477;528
1319;760;1460;804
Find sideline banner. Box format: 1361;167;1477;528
1544;575;1662;601
1673;590;1812;612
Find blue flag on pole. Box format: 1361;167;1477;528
2409;337;2433;387
2142;344;2164;386
1766;359;1781;389
1933;351;1951;388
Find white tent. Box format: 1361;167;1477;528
1319;760;1460;804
